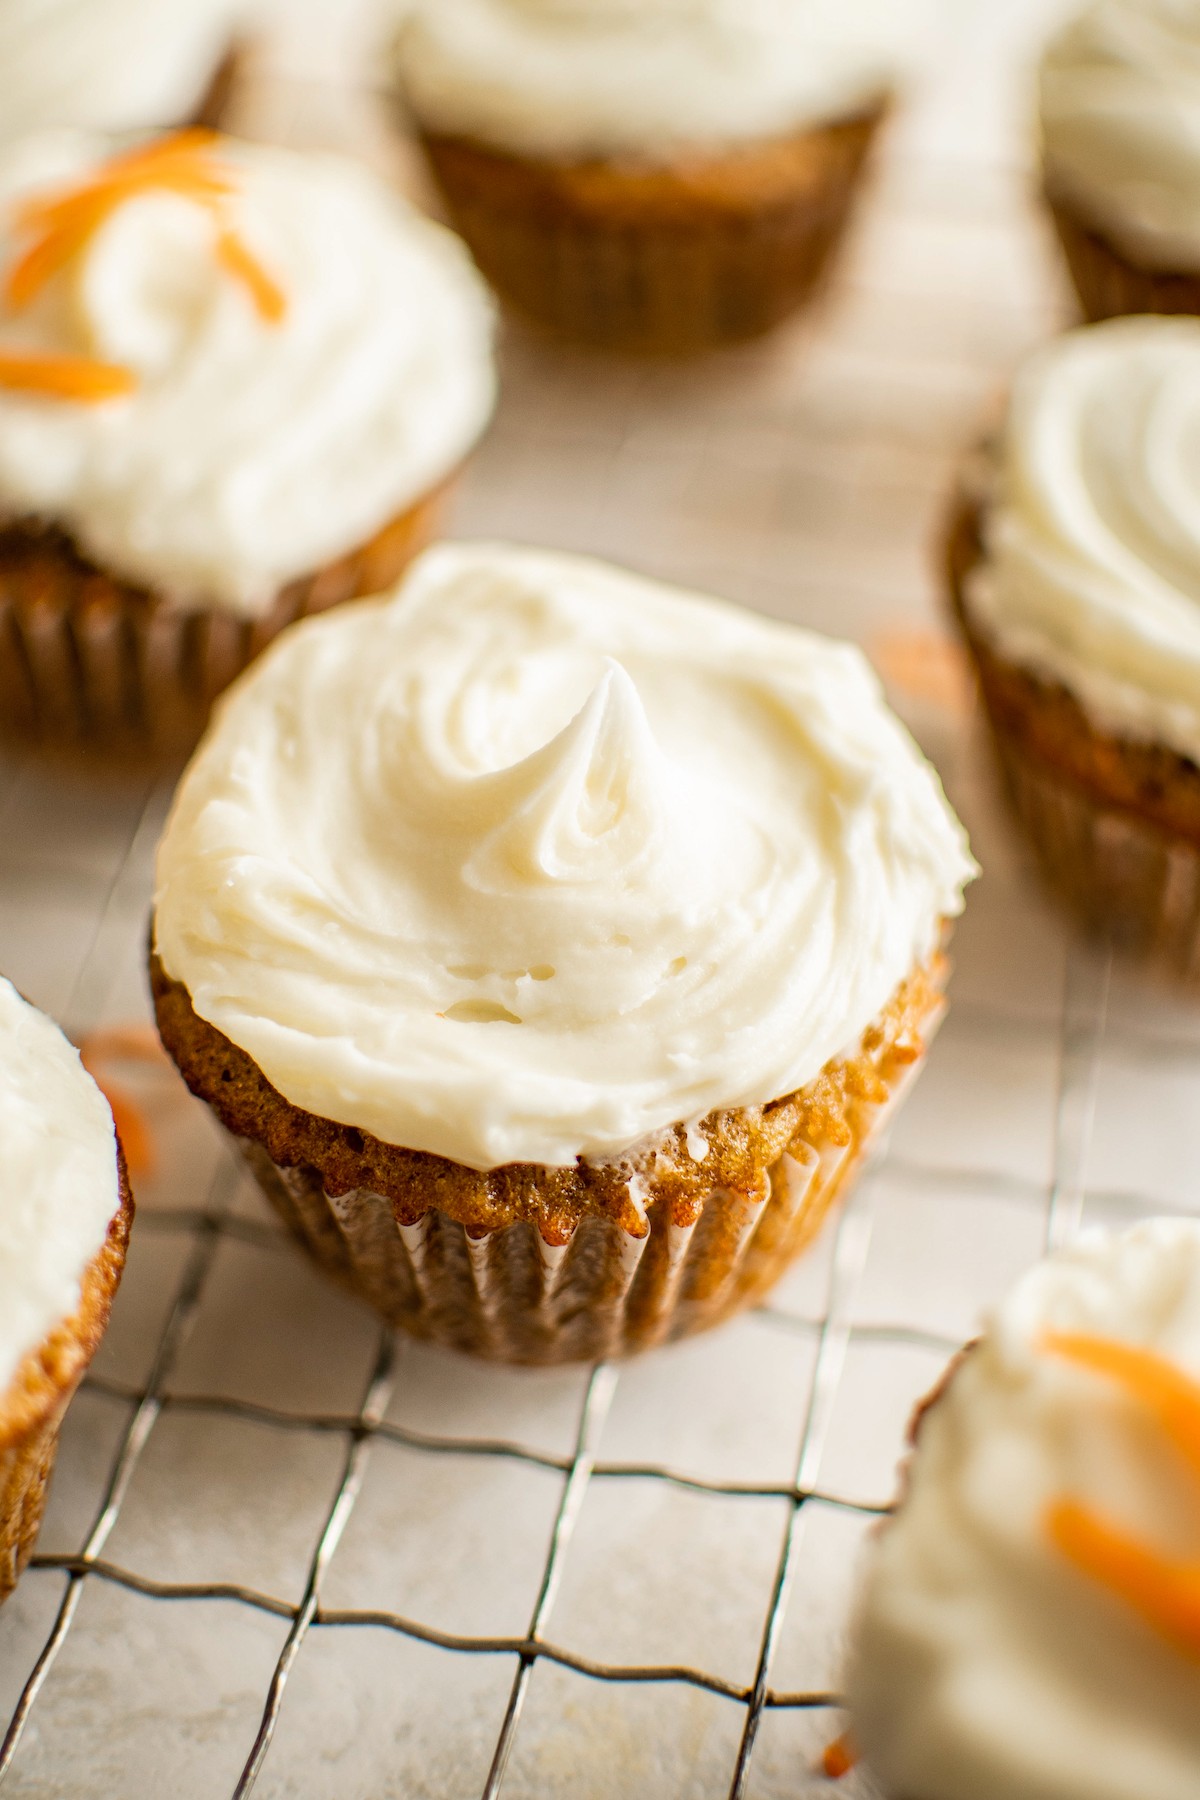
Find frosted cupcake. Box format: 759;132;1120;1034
0;978;132;1602
150;543;974;1365
847;1218;1200;1800
948;315;1200;972
0;0;245;142
1041;0;1200;321
0;130;496;748
389;0;919;353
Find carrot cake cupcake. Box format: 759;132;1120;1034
0;129;496;748
389;0;918;353
0;0;245;142
1041;0;1200;321
150;543;975;1364
0;977;132;1603
949;315;1200;972
846;1217;1200;1800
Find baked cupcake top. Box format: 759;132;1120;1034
847;1218;1200;1800
0;130;496;617
0;977;120;1394
1041;0;1200;272
392;0;921;161
966;316;1200;762
153;543;974;1171
0;0;241;144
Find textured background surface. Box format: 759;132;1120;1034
1;2;1191;1795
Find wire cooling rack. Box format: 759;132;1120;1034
3;3;1197;1795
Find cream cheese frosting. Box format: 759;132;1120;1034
0;0;241;144
391;0;926;161
848;1218;1200;1800
0;132;496;617
1041;0;1200;272
0;977;120;1397
966;316;1200;765
152;543;975;1172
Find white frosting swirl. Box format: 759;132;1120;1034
0;133;496;617
392;0;926;160
0;977;120;1397
966;316;1200;763
152;544;975;1171
0;0;242;143
848;1218;1200;1800
1041;0;1200;272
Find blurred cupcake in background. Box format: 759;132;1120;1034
389;0;925;353
0;0;247;142
1041;0;1200;321
151;542;975;1365
0;129;496;750
948;315;1200;975
0;977;132;1604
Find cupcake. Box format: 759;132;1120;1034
846;1218;1200;1800
0;977;132;1602
0;129;496;749
1041;0;1200;322
0;0;245;142
389;0;917;354
150;543;975;1365
949;315;1200;972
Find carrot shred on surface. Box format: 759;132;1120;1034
215;227;288;323
0;351;135;401
821;1733;858;1779
1041;1331;1200;1662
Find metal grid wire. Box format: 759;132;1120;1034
0;5;1191;1794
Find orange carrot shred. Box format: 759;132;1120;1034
1047;1498;1200;1664
821;1733;858;1779
1042;1331;1200;1485
215;227;288;323
0;352;135;402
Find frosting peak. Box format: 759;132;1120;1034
153;544;974;1171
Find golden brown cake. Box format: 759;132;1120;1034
948;318;1200;973
0;979;133;1602
150;543;975;1364
390;0;911;352
0;130;495;750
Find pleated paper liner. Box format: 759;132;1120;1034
1046;189;1200;323
0;1185;131;1605
0;479;454;755
416;109;884;354
224;966;945;1366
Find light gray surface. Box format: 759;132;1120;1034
1;3;1190;1796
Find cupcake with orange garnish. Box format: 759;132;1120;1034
0;130;496;749
0;976;132;1603
0;0;245;144
844;1218;1200;1800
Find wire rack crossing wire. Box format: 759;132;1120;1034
2;5;1196;1795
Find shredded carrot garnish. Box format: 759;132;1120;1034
1043;1332;1200;1485
1041;1331;1200;1663
1047;1499;1200;1664
0;351;134;402
821;1733;858;1779
214;227;288;324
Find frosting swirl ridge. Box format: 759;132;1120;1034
968;316;1200;762
153;544;974;1170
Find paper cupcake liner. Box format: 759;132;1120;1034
418;115;882;354
991;728;1200;977
0;480;452;753
1046;190;1200;322
0;1185;131;1605
230;1036;932;1367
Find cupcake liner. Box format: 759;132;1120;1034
0;1184;131;1605
418;113;882;354
1046;190;1200;322
0;479;453;753
228;1013;935;1366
